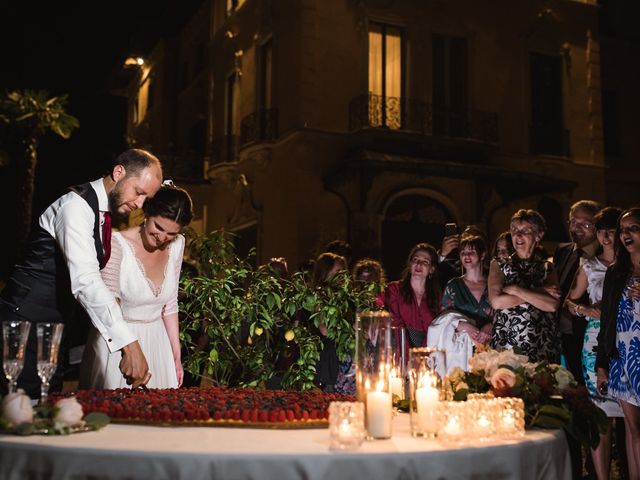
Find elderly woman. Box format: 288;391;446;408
384;243;441;347
488;209;561;362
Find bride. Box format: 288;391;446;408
80;184;193;389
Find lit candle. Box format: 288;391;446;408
477;414;490;429
443;416;462;436
415;373;439;433
502;410;516;430
389;368;404;399
366;380;392;438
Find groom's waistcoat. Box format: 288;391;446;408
0;182;104;323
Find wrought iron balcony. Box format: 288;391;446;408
529;124;570;157
239;108;278;148
349;93;498;144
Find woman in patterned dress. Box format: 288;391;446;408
488;209;561;362
566;207;623;480
597;207;640;479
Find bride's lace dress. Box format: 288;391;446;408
79;232;184;389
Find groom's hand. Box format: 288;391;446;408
120;341;151;388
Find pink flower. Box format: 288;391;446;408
490;368;517;390
1;390;33;426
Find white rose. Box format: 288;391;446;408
1;389;34;426
468;350;498;374
554;368;574;389
495;350;529;370
54;397;84;427
523;362;538;378
456;381;469;392
448;367;465;383
490;368;517;390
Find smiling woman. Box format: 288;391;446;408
597;206;640;479
79;185;194;390
384;243;442;347
488;209;561;363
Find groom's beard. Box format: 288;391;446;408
108;185;130;226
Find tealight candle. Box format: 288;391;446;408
443;416;461;436
365;380;392;439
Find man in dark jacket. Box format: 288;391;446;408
554;199;601;384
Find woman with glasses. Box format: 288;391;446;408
384;243;441;347
488;209;561;362
597;207;640;480
564;207;623;480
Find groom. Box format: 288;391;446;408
0;149;163;398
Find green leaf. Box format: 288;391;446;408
13;422;36;435
84;412;110;430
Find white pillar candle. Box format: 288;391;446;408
389;371;404;399
416;385;439;432
366;390;392;438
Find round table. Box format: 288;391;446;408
0;413;571;480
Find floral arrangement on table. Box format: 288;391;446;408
0;390;109;435
448;349;608;448
50;386;354;426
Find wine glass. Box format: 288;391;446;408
36;323;64;405
2;320;32;393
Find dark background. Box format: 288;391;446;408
0;1;185;276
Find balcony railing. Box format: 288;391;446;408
349;93;499;144
239;108;278;148
529;124;570;157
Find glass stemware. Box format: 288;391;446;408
2;320;32;393
36;323;64;404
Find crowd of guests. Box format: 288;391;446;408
297;201;639;480
0;148;637;479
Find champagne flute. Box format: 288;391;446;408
36;323;64;405
2;320;32;393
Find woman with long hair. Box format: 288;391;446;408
441;235;493;346
384;243;441;347
80;184;194;389
597;207;640;479
565;207;623;479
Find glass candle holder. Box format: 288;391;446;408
329;401;365;451
389;326;408;401
467;398;497;441
437;401;469;445
494;397;526;439
408;347;446;437
355;310;393;439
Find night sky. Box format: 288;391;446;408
0;1;177;274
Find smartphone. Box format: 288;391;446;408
444;223;459;237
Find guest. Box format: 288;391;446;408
80;184;194;389
312;252;348;393
441;235;493;347
352;258;386;308
489;209;561;362
565;207;624;480
0;149;162;397
555;200;601;384
492;231;514;261
324;240;353;268
597;207;640;480
385;243;441;347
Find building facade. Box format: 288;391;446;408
122;0;621;279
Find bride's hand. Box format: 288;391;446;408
175;357;184;387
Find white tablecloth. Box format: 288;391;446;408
0;414;571;480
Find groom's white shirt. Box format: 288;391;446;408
39;178;136;352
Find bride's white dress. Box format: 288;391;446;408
79;231;184;389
